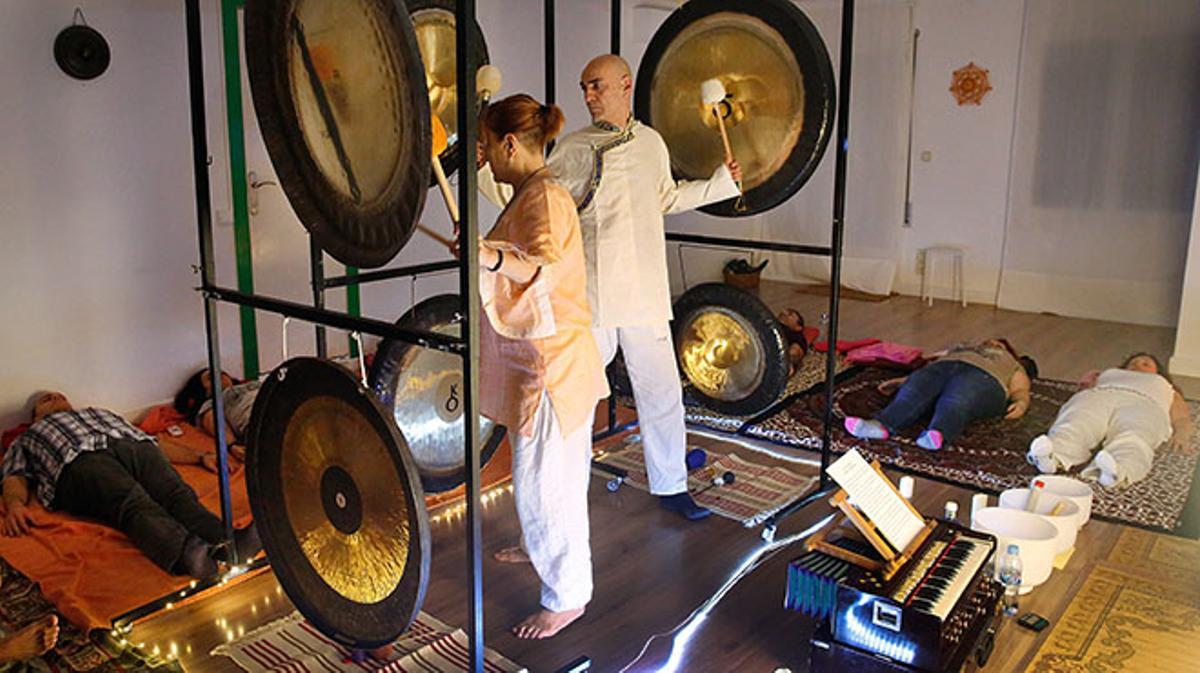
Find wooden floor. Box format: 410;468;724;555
129;287;1195;672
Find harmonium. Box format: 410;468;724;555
786;454;1002;671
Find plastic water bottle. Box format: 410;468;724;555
998;544;1023;616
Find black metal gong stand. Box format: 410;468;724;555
170;0;491;669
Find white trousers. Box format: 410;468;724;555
510;392;594;612
1045;388;1172;484
593;323;688;495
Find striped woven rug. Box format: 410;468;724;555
594;438;817;527
211;611;525;673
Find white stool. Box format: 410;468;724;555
920;246;966;307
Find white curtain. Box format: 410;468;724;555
997;0;1200;326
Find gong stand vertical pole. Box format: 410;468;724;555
820;0;855;489
185;0;236;548
544;0;556;155
310;236;328;358
610;0;620;55
455;0;484;670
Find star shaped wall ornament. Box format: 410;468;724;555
949;61;993;106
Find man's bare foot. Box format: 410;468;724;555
512;607;584;639
0;615;59;663
493;547;530;564
200;453;219;474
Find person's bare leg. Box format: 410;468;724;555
0;615;58;662
512;607;584;639
493;546;530;564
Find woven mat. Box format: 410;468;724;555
1025;562;1200;672
0;560;176;673
594;437;817;527
211;611;525;673
743;366;1200;533
682;352;854;433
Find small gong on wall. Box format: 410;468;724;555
54;9;110;81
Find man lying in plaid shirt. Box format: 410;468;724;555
1;392;259;578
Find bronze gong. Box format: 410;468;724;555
408;0;490;183
244;0;431;268
634;0;835;216
370;294;506;493
246;357;430;648
671;283;790;416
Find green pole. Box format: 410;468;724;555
346;266;361;357
221;0;259;379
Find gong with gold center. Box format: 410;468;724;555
244;0;431;268
246;357;430;648
672;283;789;416
370;294;507;493
634;0;835;216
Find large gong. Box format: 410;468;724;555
245;0;431;268
370;294;506;493
247;357;430;648
672;283;789;416
408;0;490;183
635;0;835;216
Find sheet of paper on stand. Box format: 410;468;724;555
826;449;925;552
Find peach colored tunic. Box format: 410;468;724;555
479;170;609;438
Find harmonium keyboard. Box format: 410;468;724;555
788;521;1002;671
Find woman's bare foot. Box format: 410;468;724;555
512;607;584;639
0;615;58;663
493;547;530;564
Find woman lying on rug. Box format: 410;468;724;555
1027;353;1195;487
174;368;261;467
843;338;1036;451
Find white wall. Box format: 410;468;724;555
0;0;236;428
1171;167;1200;378
900;0;1025;303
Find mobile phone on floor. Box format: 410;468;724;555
1017;612;1049;632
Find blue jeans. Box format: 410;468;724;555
876;361;1007;443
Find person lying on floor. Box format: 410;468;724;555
0;392;260;579
1027;353;1195;487
174;368;261;460
843;338;1036;451
0;615;57;663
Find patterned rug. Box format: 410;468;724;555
593;437;818;526
742;367;1200;532
1024;563;1200;672
0;560;177;673
212;611;525;673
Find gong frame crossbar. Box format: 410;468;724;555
180;0;491;669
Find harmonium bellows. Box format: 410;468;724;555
790;521;1002;672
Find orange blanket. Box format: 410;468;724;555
0;410;253;633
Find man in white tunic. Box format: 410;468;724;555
481;54;741;520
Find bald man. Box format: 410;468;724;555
481;55;741;523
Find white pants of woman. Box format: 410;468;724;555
510;391;594;612
593;323;688;496
1042;388;1171;484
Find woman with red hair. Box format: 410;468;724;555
470;94;608;639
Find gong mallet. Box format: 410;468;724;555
701;78;745;208
429;112;460;227
477;64;502;105
693;470;736;498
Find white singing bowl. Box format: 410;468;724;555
1032;475;1094;527
998;488;1080;555
972;507;1060;593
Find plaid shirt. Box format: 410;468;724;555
0;408;150;508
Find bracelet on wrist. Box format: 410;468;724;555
487;249;504;272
